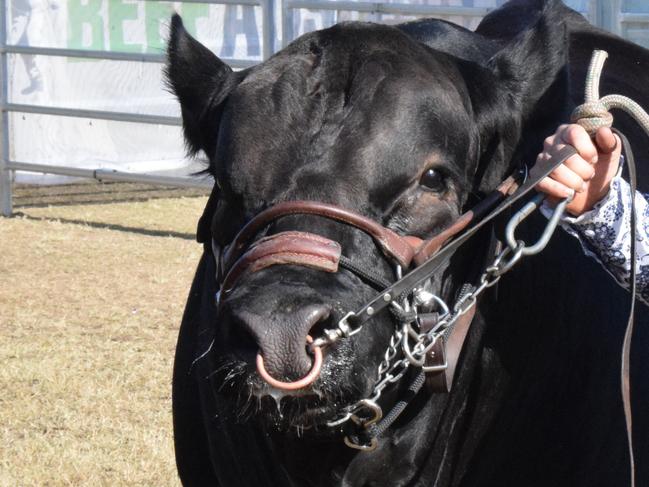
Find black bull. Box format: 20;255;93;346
167;1;649;485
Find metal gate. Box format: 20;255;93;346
0;0;275;216
1;0;647;216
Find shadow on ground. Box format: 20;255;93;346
11;181;210;240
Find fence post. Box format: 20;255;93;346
282;0;293;48
0;0;11;217
261;0;275;58
595;0;621;35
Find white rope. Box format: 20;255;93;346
570;49;649;487
571;49;649;138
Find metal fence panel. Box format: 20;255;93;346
0;0;645;216
1;0;275;216
1;1;10;215
281;0;595;47
619;0;649;48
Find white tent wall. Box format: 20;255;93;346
1;0;647;215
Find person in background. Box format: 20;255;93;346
12;0;45;95
535;123;648;304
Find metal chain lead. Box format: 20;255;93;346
326;326;407;427
326;196;568;433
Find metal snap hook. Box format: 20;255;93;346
344;436;379;452
505;193;571;257
401;323;426;367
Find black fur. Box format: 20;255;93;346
168;1;649;485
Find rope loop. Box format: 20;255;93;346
570;101;613;136
569;49;649;139
569;48;649;487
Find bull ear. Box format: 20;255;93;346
468;3;571;193
166;14;236;157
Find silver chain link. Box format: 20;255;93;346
326;196;568;430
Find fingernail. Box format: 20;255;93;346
591;157;598;164
565;188;575;199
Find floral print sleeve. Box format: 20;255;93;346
553;174;649;306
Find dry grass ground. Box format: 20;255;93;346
0;182;209;486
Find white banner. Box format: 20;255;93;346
5;0;598;183
8;0;266;182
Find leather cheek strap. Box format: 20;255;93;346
221;231;342;293
218;176;521;294
412;212;474;266
412;176;521;266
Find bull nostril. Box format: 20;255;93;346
305;307;332;343
260;305;330;385
228;319;259;359
256;335;323;390
227;303;332;385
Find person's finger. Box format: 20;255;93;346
594;127;618;154
536;177;576;199
560;124;598;163
543;134;558;153
535;151;551;167
545;195;563;208
563;153;596;181
542;125;570;153
548;164;586;193
554;124;570;140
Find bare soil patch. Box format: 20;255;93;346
1;182;209;486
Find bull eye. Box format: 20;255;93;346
419;168;446;192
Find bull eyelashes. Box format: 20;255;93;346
419;168;447;192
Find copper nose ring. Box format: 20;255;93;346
256;335;323;390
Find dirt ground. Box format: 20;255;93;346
0;182;209;486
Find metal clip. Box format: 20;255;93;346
339;311;362;338
401;323;426;367
343;399;383;451
349;399;383;428
344;436;379;452
505;193;570;257
312;311;359;348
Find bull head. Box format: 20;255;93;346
166;5;569;432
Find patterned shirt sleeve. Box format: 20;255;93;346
546;174;649;305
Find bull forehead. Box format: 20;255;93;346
217;23;476;212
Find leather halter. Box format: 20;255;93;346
209;141;613;456
213;171;529;392
220;201;416;277
218;178;521;290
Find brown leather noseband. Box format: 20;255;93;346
217;201;424;295
217;172;520;298
220;199;481;291
221;230;343;293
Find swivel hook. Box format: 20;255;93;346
505;193;571;257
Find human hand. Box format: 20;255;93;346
535;124;622;216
